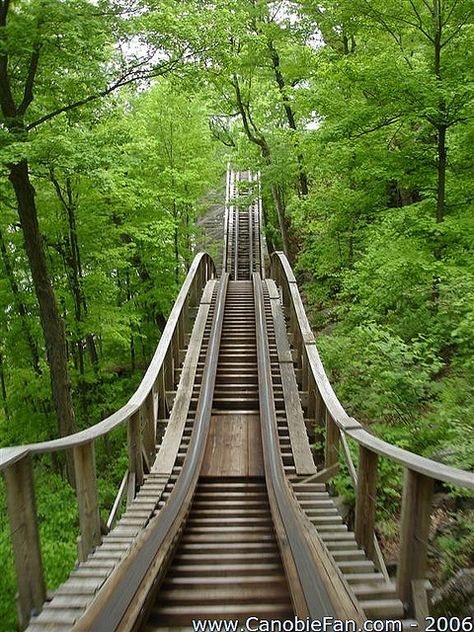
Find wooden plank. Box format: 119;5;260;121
151;282;215;475
325;411;339;469
267;279;316;476
127;411;144;491
201;415;263;477
412;579;431;622
4;455;45;629
355;446;378;562
74;442;101;563
397;469;434;615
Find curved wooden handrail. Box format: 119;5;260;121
0;252;214;463
271;250;474;617
0;252;215;629
271;251;474;490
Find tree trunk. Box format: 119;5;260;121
0;225;42;375
0;350;9;420
267;40;309;196
436;124;447;224
8;159;76;483
232;75;291;257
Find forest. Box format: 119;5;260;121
0;0;473;628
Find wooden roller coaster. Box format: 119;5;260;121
0;167;473;631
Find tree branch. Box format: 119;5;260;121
18;44;42;116
0;0;17;119
26;54;186;131
349;116;400;138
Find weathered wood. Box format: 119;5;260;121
152;282;215;474
397;469;434;614
157;366;167;419
143;390;156;466
267;279;316;475
74;442;101;563
127;410;144;491
3;455;45;629
412;579;431;622
107;470;128;530
355;446;378;562
201;414;263;477
324;411;339;469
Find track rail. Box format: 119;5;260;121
253;272;364;622
73;275;229;631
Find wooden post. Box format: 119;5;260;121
157;366;167;419
74;441;101;563
4;455;45;629
172;335;180;387
143;391;156;464
324;411;339;469
177;308;185;353
127;411;144;491
397;468;434;615
301;346;309;392
355;446;378;561
164;347;173;391
306;372;316;425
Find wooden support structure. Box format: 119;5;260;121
397;469;434;615
3;455;45;630
127;410;144;492
143;391;156;465
355;446;378;562
74;442;102;562
324;410;339;469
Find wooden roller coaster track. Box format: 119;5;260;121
0;167;473;631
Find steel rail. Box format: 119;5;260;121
75;273;229;632
253;272;338;619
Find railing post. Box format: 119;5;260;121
3;454;45;629
74;441;101;563
127;410;144;491
143;391;156;465
324;410;339;469
157;365;167;419
355;446;378;561
164;347;174;391
397;468;434;615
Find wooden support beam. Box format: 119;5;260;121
355;446;378;562
3;455;45;629
164;347;173;391
397;468;434;615
156;366;167;419
324;410;339;469
143;391;156;465
127;410;144;491
74;441;101;563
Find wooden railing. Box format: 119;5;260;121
0;252;215;629
271;252;474;618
